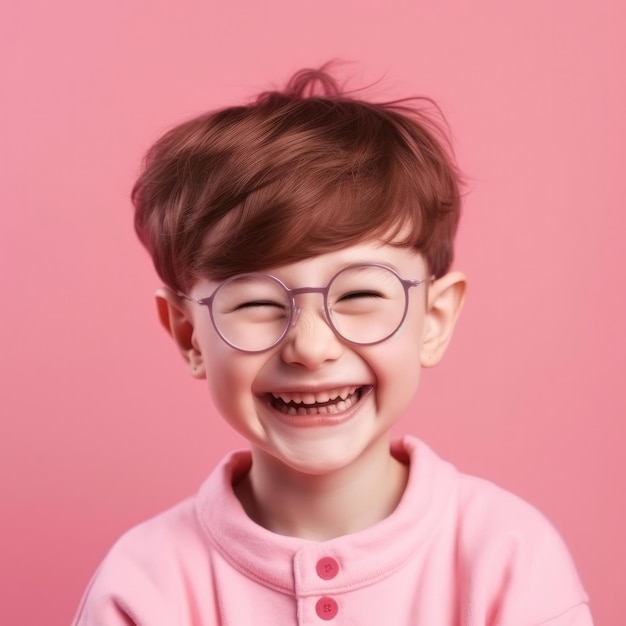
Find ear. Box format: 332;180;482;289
155;287;206;379
420;271;466;368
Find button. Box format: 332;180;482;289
315;596;338;620
316;556;339;580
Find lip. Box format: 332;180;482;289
262;385;374;428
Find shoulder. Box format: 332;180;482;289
399;436;591;624
102;496;208;575
400;436;583;580
72;498;213;625
455;472;577;566
72;450;252;626
454;473;590;624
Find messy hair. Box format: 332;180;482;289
132;66;463;292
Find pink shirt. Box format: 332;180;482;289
73;436;592;625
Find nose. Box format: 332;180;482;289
279;302;344;370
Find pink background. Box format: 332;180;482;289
1;1;624;624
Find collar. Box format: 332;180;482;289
195;435;457;594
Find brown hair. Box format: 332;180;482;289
132;66;463;292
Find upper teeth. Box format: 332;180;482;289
271;386;359;405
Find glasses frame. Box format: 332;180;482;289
181;263;425;353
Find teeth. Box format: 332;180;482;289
272;386;358;406
270;386;363;415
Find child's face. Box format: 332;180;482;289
161;240;464;476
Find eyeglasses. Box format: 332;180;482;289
181;263;425;353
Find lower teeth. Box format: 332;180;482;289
274;389;360;416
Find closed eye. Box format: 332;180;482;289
234;300;286;310
338;291;384;301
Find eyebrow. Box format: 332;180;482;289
194;259;413;296
334;260;403;274
275;260;411;285
299;260;405;283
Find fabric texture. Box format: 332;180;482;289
73;436;592;625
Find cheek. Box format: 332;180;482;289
202;351;261;419
371;324;423;416
377;348;422;409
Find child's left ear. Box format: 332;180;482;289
420;271;466;367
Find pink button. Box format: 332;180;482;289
316;556;339;580
315;596;338;620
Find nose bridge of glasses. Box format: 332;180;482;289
286;286;332;330
288;285;328;298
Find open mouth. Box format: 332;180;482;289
268;386;366;416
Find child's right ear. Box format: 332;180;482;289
155;288;206;379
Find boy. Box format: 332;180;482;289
73;67;592;625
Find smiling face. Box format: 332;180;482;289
158;240;465;477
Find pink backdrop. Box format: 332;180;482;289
1;1;623;623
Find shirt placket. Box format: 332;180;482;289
293;548;345;625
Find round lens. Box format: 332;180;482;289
327;265;407;344
211;274;291;352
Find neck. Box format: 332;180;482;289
234;437;409;541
